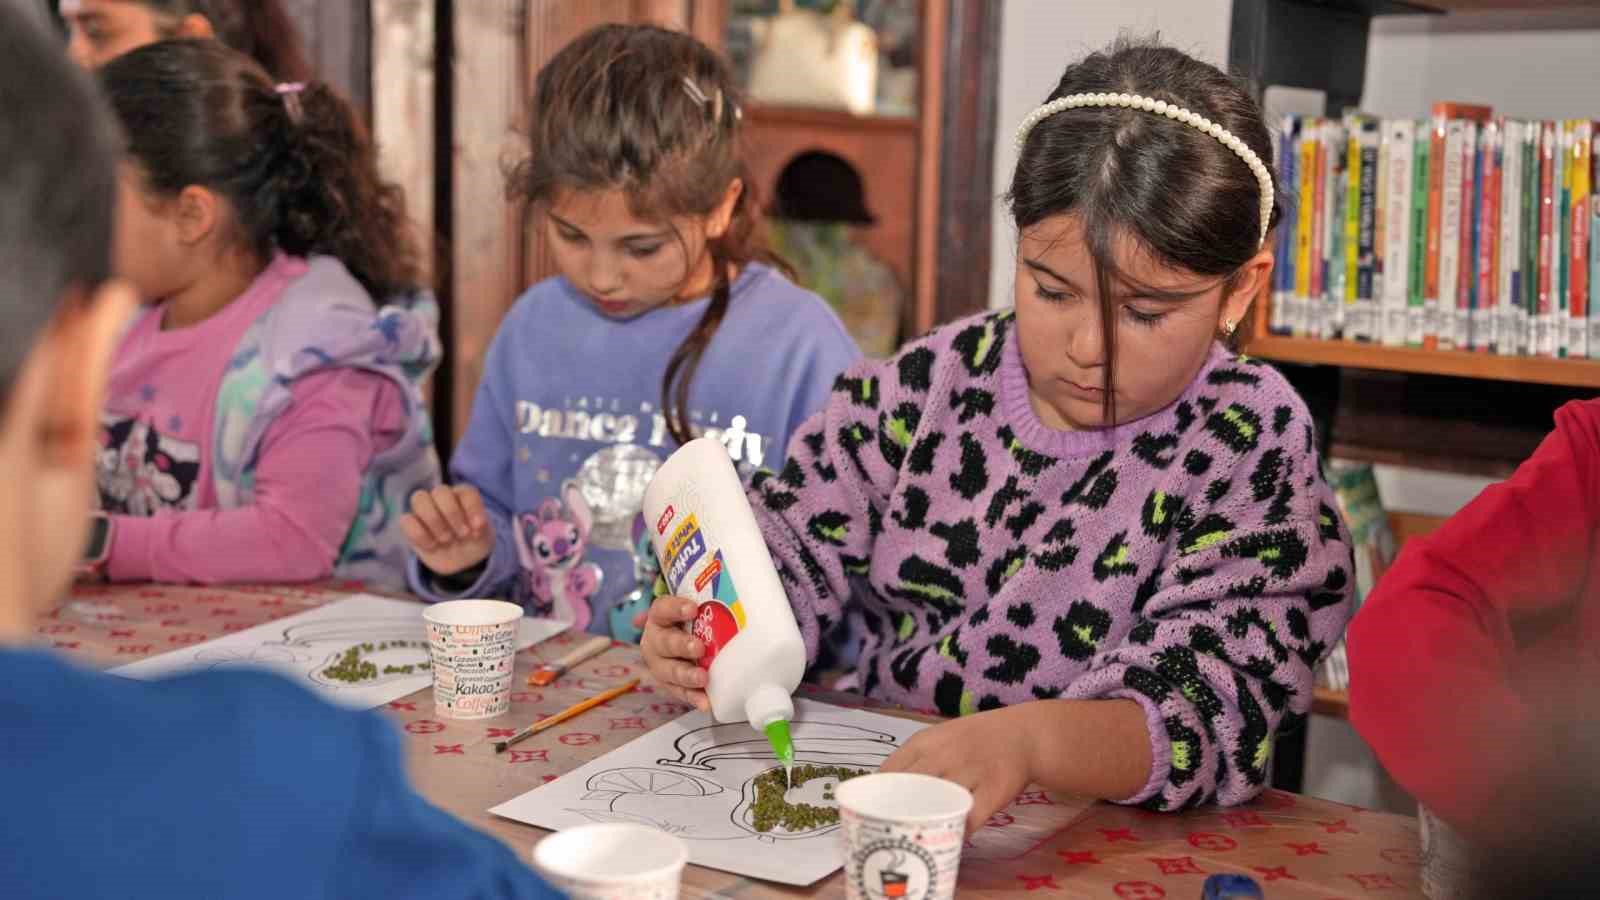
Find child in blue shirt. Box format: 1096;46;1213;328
403;25;859;641
0;9;558;898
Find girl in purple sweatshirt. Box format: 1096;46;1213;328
643;39;1355;828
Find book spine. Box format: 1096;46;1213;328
1524;123;1540;355
1384;119;1415;347
1408;123;1430;347
1295;122;1317;337
1538;121;1557;357
1499;120;1522;356
1591;129;1600;358
1559;121;1573;357
1473;122;1498;352
1573;120;1592;358
1326;121;1348;338
1346;117;1362;339
1375;119;1390;342
1456;121;1477;351
1439;120;1466;349
1425;115;1447;349
1356;120;1380;342
1310;122;1328;339
1271;117;1294;335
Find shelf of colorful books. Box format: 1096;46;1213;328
1243;335;1600;390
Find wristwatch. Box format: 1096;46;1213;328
79;512;112;579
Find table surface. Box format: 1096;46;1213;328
41;583;1426;898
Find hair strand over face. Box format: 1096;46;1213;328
1007;37;1282;423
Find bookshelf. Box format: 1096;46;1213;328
1244;335;1600;389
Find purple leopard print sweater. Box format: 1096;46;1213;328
749;310;1354;810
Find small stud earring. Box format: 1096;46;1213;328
1221;319;1237;337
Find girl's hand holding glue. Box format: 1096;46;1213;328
637;596;710;711
402;484;495;576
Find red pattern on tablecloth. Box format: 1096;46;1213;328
1150;856;1205;876
1188;832;1238;851
1058;850;1100;865
42;584;1429;900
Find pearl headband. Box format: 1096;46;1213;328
1015;92;1275;248
275;81;306;124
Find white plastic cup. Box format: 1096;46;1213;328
422;599;521;720
836;773;973;900
532;823;689;900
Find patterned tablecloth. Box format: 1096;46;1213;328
39;583;1426;898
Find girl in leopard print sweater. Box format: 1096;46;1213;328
642;39;1354;827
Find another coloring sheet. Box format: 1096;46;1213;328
490;698;929;885
110;594;567;709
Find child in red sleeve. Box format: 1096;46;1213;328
1348;398;1600;846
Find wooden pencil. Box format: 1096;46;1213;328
493;678;640;752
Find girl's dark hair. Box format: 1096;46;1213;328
99;39;422;302
511;24;789;447
133;0;313;82
1008;38;1283;421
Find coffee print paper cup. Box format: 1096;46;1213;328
836;773;973;900
422;599;521;720
533;823;688;900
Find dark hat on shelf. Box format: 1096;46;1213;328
770;150;875;225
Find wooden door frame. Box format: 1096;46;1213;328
928;0;1000;331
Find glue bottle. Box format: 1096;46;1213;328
643;437;804;785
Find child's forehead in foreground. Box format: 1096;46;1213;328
1019;216;1222;299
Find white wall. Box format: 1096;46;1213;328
987;0;1234;309
1362;9;1600;121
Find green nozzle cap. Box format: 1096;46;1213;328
764;719;794;765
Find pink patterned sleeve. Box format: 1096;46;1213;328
107;369;407;584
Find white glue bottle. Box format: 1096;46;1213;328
642;437;804;785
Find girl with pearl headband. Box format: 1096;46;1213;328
642;38;1354;827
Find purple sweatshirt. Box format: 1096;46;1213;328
751;310;1354;810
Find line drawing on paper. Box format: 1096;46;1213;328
566;718;902;842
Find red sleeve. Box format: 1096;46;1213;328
1348;400;1600;837
108;369;407;584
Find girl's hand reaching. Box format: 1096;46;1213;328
402;484;495;576
636;596;710;711
880;706;1036;834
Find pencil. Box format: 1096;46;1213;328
493;678;640;753
527;634;613;686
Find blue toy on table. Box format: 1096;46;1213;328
1202;874;1265;899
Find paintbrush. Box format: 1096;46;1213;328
494;678;640;752
527;634;613;687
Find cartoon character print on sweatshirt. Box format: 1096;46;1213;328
514;480;603;631
96;414;202;516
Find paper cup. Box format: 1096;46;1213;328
837;773;973;900
1420;804;1485;900
422;599;521;720
532;823;688;900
